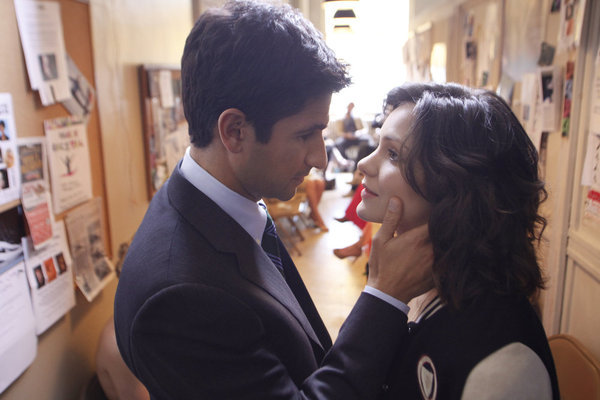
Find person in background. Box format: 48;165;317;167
356;82;558;399
96;318;150;400
333;183;372;260
332;99;395;259
298;171;329;232
114;2;433;399
334;102;362;160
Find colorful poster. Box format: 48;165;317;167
22;221;75;334
561;61;575;136
18;137;52;249
0;93;21;207
44;116;93;215
583;189;600;226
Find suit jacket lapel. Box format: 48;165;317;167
279;245;333;353
167;165;324;352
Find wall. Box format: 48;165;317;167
90;0;192;261
408;0;600;361
0;1;192;399
0;1;113;399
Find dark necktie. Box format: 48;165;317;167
261;210;284;276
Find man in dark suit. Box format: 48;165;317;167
114;1;432;398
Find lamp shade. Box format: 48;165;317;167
333;9;356;18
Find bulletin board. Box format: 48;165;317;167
0;0;110;252
0;1;115;399
138;64;189;200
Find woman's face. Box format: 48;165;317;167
357;103;432;233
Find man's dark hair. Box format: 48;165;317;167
181;0;350;147
384;83;547;309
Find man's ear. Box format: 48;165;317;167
217;108;252;153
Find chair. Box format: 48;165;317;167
79;374;108;400
548;334;600;400
264;191;308;256
93;318;150;400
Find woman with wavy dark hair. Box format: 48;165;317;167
357;82;559;399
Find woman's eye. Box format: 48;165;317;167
387;148;399;162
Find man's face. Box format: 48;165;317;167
234;94;331;201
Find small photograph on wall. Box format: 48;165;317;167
38;53;58;81
466;41;477;59
538;66;563;132
0;168;8;190
0;93;21;207
0;205;25;273
562;61;575;136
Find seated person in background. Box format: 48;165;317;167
297;171;329;232
333;183;373;260
334;102;368;161
357;82;559;399
96;318;149;400
345;101;393;193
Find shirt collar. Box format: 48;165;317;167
179;147;267;244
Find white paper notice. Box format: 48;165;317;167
14;0;71;105
0;262;37;395
558;0;586;51
582;48;600;187
159;70;175;108
521;73;542;150
23;221;76;335
164;126;189;174
0;93;21;207
44;116;93;214
65;198;115;302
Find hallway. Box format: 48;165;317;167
287;173;369;340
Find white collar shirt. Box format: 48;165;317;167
179;146;267;245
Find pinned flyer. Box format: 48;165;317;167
14;0;71;106
44;116;93;215
22;221;75;335
65;198;115;302
17;137;53;249
0;262;37;395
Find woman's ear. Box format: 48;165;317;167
217;108;252;153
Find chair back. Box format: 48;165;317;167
548;334;600;400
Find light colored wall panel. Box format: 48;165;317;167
561;260;600;360
0;1;115;398
90;0;193;259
